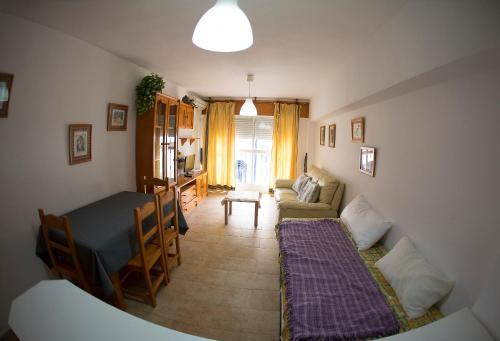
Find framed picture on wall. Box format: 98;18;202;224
328;124;336;148
69;124;92;165
351;117;364;143
0;73;14;118
359;146;375;176
320;126;325;145
107;103;128;131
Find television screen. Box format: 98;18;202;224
185;154;195;172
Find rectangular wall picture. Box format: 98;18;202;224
0;73;14;118
320;126;325;145
351;117;364;143
359;146;375;176
69;124;92;165
107;103;128;131
328;124;336;148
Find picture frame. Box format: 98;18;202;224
351;117;364;143
320;126;325;145
0;73;14;118
328;124;336;148
107;103;128;131
69;124;92;165
359;146;375;176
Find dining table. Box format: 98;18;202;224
36;191;188;309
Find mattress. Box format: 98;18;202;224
278;218;443;341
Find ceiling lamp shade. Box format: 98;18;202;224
192;0;253;52
240;74;257;116
240;98;257;116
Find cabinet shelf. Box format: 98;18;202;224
179;137;199;146
136;92;180;193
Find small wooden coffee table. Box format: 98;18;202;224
222;190;261;227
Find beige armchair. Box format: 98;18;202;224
274;165;345;221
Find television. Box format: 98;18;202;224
184;154;195;176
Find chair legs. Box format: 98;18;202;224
142;268;157;307
175;235;182;266
160;245;169;286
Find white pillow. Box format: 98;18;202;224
340;195;391;250
292;174;310;194
375;237;454;319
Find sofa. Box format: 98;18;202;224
274;165;345;221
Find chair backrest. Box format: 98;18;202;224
143;176;169;194
133;201;163;265
38;209;90;292
156;189;179;233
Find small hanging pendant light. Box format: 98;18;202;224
240;75;257;116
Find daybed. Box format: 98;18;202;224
277;218;443;341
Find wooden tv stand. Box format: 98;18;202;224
175;170;208;214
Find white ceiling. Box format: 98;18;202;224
0;0;406;99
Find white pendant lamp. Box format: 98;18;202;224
240;74;257;116
192;0;253;52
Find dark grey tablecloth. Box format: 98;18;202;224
36;191;188;297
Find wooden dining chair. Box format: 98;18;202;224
120;201;168;307
38;209;91;293
143;176;169;194
143;176;181;280
154;189;182;283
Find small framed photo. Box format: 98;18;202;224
351;117;364;143
69;124;92;165
107;103;128;131
0;73;14;118
320;126;325;145
328;124;336;148
359;146;375;176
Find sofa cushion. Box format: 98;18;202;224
298;180;320;203
291;174;310;194
275;188;298;202
275;179;294;189
307;165;323;182
307;165;339;204
278;201;331;210
318;182;339;205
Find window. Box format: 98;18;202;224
234;116;273;191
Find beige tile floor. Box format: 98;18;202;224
126;191;281;341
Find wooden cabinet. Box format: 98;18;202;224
185;105;194;129
178;103;194;129
196;172;208;199
178;104;185;128
177;171;208;214
136;93;179;192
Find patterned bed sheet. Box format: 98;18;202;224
277;218;443;341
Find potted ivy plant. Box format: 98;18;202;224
136;73;165;115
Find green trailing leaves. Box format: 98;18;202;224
136;73;165;115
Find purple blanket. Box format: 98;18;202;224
279;219;399;341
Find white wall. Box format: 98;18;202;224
0;13;183;334
312;66;500;315
307;0;500;321
311;0;500;119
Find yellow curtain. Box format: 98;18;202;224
270;103;300;187
206;102;235;187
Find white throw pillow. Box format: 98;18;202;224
298;180;320;203
375;237;454;319
292;174;310;194
340;195;391;250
